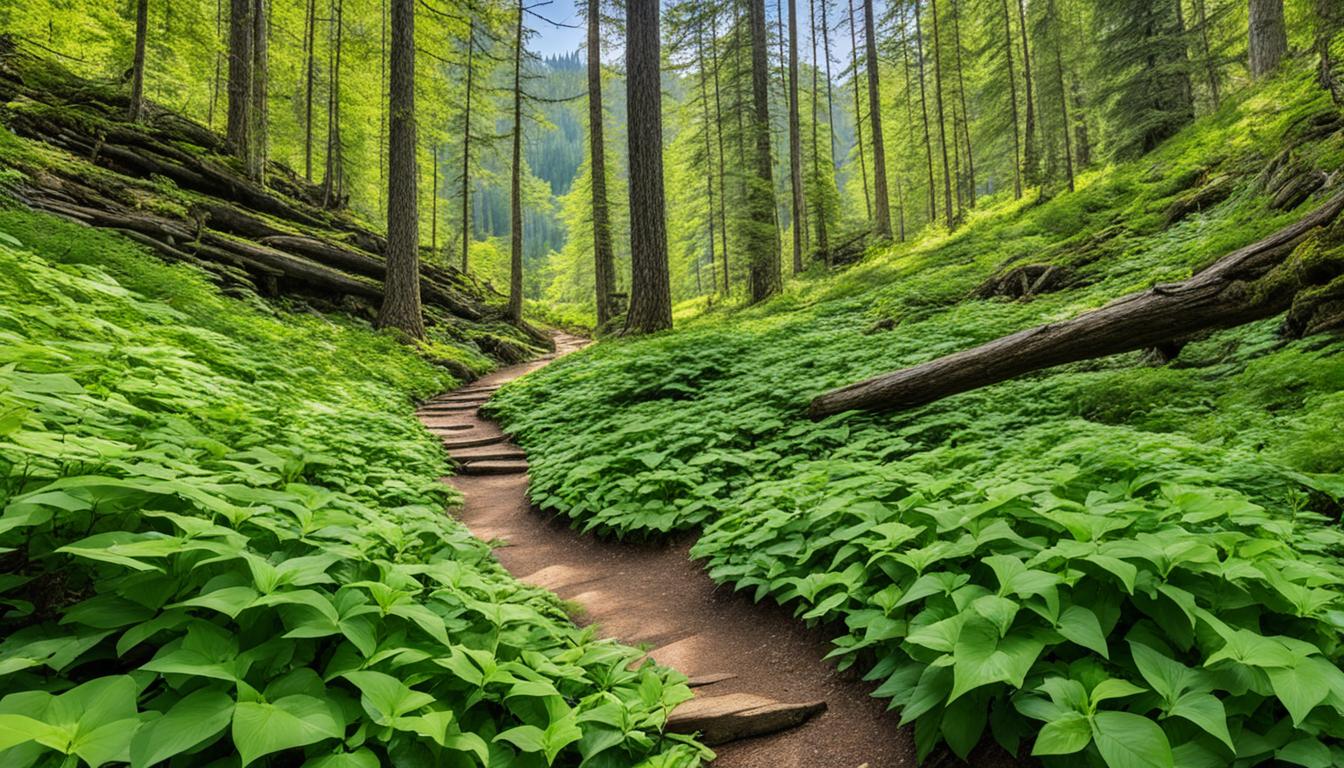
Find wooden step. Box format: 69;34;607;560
458;460;529;476
666;693;826;746
441;434;510;450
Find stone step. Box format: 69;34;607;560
666;693;825;746
687;673;737;688
458;460;529;476
433;395;491;405
441;434;510;450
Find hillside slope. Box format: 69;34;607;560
488;68;1344;765
0;205;708;765
0;39;546;379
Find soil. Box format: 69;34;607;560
420;333;917;768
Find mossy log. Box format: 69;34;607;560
810;190;1344;418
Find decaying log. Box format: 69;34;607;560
809;190;1344;418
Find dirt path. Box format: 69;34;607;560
419;333;914;768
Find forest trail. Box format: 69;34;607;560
418;333;914;768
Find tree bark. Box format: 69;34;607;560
1000;0;1022;199
1192;0;1221;110
928;0;953;228
862;0;891;239
322;0;344;207
950;0;975;209
303;0;316;181
1048;0;1074;192
911;0;937;223
810;191;1344;418
462;18;475;274
625;0;673;332
128;0;149;122
210;0;223;128
696;14;720;295
1320;0;1343;102
788;0;807;273
249;0;268;182
748;0;784;302
376;0;424;338
226;0;254;166
1016;0;1037;186
509;0;525;322
847;0;871;220
710;6;731;295
588;0;617;326
809;0;828;258
1249;0;1288;79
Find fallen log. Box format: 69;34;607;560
809;190;1344;419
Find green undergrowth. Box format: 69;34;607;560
0;212;708;768
487;68;1344;766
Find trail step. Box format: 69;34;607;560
431;394;492;404
418;403;481;413
687;673;737;688
458;460;529;476
666;693;826;746
425;423;473;432
442;434;510;449
450;449;528;463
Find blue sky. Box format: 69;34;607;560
527;0;586;58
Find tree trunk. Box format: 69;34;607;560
862;0;891;239
461;18;474;274
226;0;254;166
697;15;721;294
625;0;673;332
809;0;828;258
1249;0;1288;79
912;0;937;223
509;0;525;322
377;0;424;339
430;143;438;254
810;191;1344;418
710;7;731;295
1049;0;1074;192
950;0;975;209
588;0;617;326
1192;0;1221;110
210;0;223;128
1072;78;1092;169
1016;0;1038;186
748;0;784;301
1000;0;1022;199
847;0;871;220
322;0;344;208
249;0;268;182
128;0;149;122
303;0;316;181
928;0;953;228
788;0;807;273
379;0;388;214
1319;0;1343;102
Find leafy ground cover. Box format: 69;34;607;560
487;69;1344;766
0;208;708;768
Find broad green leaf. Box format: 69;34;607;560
1167;692;1233;752
231;695;344;767
303;748;380;768
341;671;434;726
1129;642;1189;704
950;619;1044;702
1089;679;1146;707
1267;661;1332;727
1058;605;1109;659
130;689;234;768
1091;711;1174;768
1032;712;1091;756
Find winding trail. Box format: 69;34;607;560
419;333;914;768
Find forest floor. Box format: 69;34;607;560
422;334;931;768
